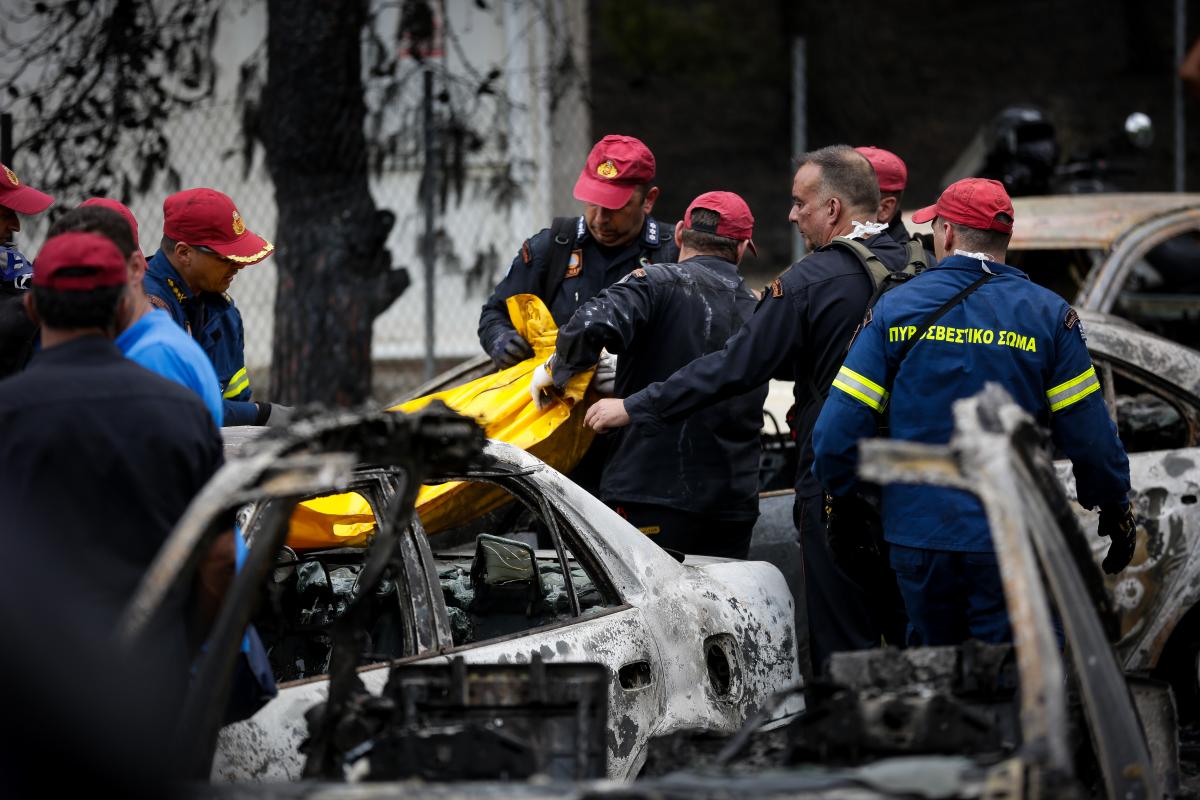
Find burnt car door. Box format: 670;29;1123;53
412;464;668;779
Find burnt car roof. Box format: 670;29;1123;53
904;193;1200;250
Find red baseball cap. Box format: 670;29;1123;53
573;135;656;210
911;178;1015;234
81;198;139;246
855;146;907;192
163;188;274;264
33;232;128;291
684;191;757;255
0;163;53;216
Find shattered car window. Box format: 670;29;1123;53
1094;359;1196;452
1006;247;1095;303
253;490;415;683
429;478;614;648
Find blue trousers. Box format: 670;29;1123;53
888;543;1012;646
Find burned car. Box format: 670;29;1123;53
906;193;1200;349
123;405;800;783
195;387;1178;799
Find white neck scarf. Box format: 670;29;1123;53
954;249;995;273
845;220;889;240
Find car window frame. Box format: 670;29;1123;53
1079;210;1200;312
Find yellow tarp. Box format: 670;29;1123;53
286;491;377;550
285;294;595;547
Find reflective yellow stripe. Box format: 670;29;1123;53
1046;366;1100;412
832;365;889;413
223;367;249;399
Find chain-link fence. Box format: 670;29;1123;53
8;0;591;402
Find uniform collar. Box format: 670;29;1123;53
936;253;1029;279
148;248;197;303
575;215;667;250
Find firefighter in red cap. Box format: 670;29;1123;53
530;191;765;557
143;187;285;427
477;134;678;371
856;146;936;269
814;177;1133;645
0;162;54;378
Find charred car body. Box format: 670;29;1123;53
194;387;1180;799
127;406;800;783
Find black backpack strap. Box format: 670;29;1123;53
897;272;995;361
540;216;579;303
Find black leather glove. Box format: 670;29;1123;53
489;330;534;369
1098;504;1136;574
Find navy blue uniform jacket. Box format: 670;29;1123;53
812;254;1131;552
624;233;909;498
552;255;765;520
477;215;678;353
144;249;258;426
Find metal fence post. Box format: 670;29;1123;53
1176;0;1187;192
421;65;437;381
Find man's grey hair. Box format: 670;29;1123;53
796;145;881;216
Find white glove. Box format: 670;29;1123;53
530;359;556;410
593;350;617;396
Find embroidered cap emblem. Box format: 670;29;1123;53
232;210;246;236
596;160;619;179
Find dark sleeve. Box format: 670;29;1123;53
623;283;801;429
812;305;891;496
477;233;546;353
222;399;261;427
1046;312;1131;509
550;271;657;386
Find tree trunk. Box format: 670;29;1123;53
263;0;408;407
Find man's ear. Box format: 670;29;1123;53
941;221;956;253
878;195;899;224
827;195;843;224
128;252;148;289
674;220;685;248
22;292;39;325
641;186;660;213
734;239;750;265
173;241;191;266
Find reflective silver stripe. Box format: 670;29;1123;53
831;365;889;412
1046;366;1100;412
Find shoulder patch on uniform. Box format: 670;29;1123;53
147;294;170;311
770;278;784;298
521;240;532;265
1065;306;1088;342
631;267;647;280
